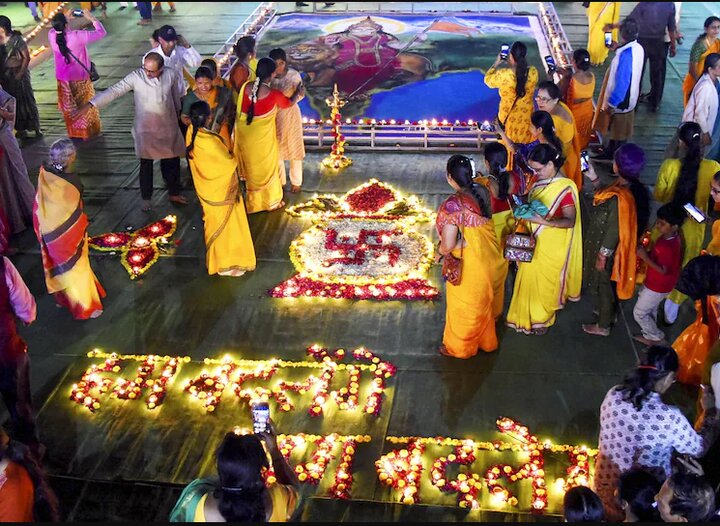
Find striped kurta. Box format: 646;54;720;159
271;68;306;161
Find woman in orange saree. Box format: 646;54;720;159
562;49;596;151
436;155;507;358
33;139;104;319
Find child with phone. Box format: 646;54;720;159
632;203;684;346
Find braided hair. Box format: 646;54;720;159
510;41;529;99
617;345;678;411
51;13;71;64
671;122;703;210
213;433;269;522
186;101;211;159
530;110;564;155
246;57;276;125
483;142;510;200
446;155;491;217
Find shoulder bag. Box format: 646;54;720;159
504;198;536;263
67;48;100;82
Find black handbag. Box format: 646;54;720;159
67;48;100;82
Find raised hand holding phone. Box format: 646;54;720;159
500;44;510;61
251;401;270;434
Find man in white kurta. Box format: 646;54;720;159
86;52;187;209
269;48;305;193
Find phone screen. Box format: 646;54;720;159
73;9;84;17
683;203;706;223
580;150;590;172
500;44;510;59
544;55;556;71
604;32;613;47
251;403;270;434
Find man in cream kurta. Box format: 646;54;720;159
85;52;187;210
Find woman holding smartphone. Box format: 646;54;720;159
484;42;539;146
585;2;620;66
655;122;720;324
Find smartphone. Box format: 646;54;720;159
479;120;494;132
604;32;613;48
251;402;270;434
580;150;590;172
512;194;523;207
683;202;706;223
544;55;557;73
72;8;84;17
500;44;510;60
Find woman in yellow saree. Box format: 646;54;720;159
33;138;104;319
682;17;720;106
655;122;720;323
586;2;620;66
186;101;255;277
506;144;583;335
234;58;303;214
536;81;583;191
436;155;507;358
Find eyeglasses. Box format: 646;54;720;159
535;95;553;103
527;164;544;174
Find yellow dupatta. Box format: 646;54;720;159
233;81;283;214
187;128;256;275
506;176;583;332
594;183;638;300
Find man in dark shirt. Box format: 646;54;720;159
606;3;677;112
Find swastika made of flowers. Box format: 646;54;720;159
292;218;433;282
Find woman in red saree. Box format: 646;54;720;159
33;139;104;319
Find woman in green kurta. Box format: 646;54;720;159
655;122;720;323
583;143;650;337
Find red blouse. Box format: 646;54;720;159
550;191;576;219
240;87;292;117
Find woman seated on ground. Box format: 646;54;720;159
475;142;526;244
655;121;720;325
535;80;583;190
181;66;234;148
582;143;650;337
484;41;539;147
505;144;582;336
33;138;105;320
683;16;720;106
234;57;304;213
592;345;719;521
0;428;59;522
170;424;300;522
435;155;507;358
186;100;256;277
559;48;596;151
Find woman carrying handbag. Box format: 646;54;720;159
49;9;106;140
435;155;507;358
505;144;583;335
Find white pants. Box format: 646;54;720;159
632;286;668;341
279;159;303;187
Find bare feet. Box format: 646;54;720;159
438;344;453;357
633;334;667;347
169;194;188;206
582;323;610;337
141;200;152;212
291;185;301;193
137;18;151;25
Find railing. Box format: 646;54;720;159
538;2;574;69
214;2;278;79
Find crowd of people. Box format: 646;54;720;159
1;1;720;522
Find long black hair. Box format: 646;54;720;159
573;48;591;71
510;41;529;99
51;13;71;64
186;100;211;159
671;121;703;210
563;486;605;522
246;57;276;125
446;155;491;217
531;110;564;155
0;435;60;521
617;345;679;411
528;142;564;171
483;142;510;200
213;433;269;522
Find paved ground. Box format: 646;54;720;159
3;1;715;521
